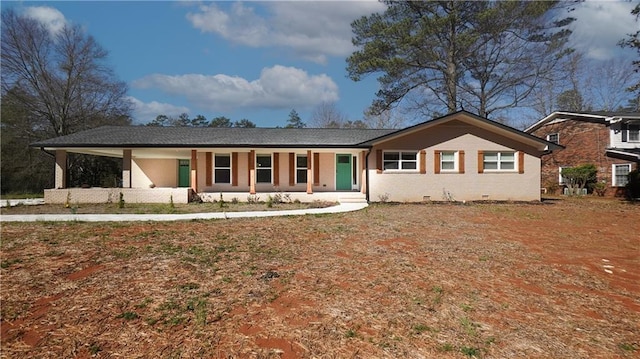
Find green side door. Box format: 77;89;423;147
336;154;352;191
178;160;190;187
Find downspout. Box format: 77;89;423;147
365;148;371;203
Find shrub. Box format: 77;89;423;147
590;181;607;197
561;164;597;195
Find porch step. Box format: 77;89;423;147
338;193;368;204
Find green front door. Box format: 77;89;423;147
178;160;190;187
336;154;352;190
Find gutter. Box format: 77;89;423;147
40;147;56;158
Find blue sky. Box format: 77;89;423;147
2;1;638;127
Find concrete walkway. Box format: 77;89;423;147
0;202;368;222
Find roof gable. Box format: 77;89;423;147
365;110;561;151
525;111;640;133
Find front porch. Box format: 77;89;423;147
48;147;369;204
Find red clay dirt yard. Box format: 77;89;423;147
1;197;639;358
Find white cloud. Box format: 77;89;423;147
22;6;67;35
127;96;190;124
570;1;639;60
186;1;386;64
132;65;339;112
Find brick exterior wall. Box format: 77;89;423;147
530;120;637;196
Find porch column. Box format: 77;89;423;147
55;150;67;189
122;149;132;188
249;150;256;194
306;150;313;194
360;151;366;194
190;150;198;192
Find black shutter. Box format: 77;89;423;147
622;123;628;142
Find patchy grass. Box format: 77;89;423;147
1;198;639;358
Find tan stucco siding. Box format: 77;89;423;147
368;123;542;202
132;158;178;188
314;152;336;191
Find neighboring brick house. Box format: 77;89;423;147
525;111;640;196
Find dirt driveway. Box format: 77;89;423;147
1;198;639;358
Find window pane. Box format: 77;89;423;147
501;152;514;161
297;169;307;184
296;155;307;168
384;161;399;170
484;162;498;170
384;152;399;161
215;154;230;167
442;161;455;170
401;152;416;161
338;155;350;164
501;162;515;170
256;155;271;167
441;152;455;161
402;162;417;170
484;152;498;162
256;169;271;183
214;169;230;183
630;126;639;141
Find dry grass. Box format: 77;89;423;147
1;197;639;358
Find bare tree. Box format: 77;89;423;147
310;102;347;128
583;58;639;111
1;8;131;191
362;108;407;129
1;9;131;137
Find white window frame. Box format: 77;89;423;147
483;151;516;171
383;151;418;171
629;125;640;142
214;154;232;184
255;154;272;184
296;154;307;184
612;163;632;187
440;151;458;172
547;133;559;144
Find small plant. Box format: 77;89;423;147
439;343;454;352
378;192;390;202
590;181;607;196
178;282;200;291
460;346;481;357
247;194;260;204
345;329;357;338
266;195;274;208
460;317;479;337
169;194;175;208
442;188;455;201
619;342;638;351
118;192;125;208
89;343;102;355
231;197;239;204
413;324;433;334
117;311;139;320
218;193;225;208
64;191;71;208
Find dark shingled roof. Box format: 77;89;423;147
31;126;398;148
